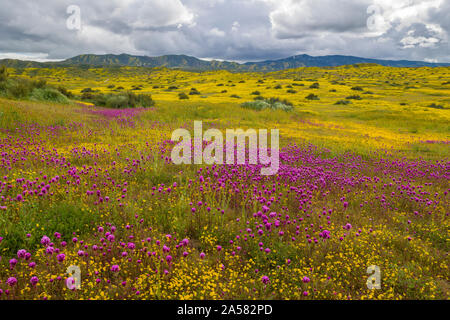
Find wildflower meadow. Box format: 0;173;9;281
0;64;448;300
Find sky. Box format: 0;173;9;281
0;0;449;63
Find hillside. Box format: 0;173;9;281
1;53;449;71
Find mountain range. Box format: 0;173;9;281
1;53;449;71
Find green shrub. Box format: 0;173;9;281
309;82;320;89
189;88;201;95
0;66;9;82
306;93;319;100
179;92;189;100
30;88;69;104
346;95;362;100
241;97;293;112
334;100;352;105
80;91;154;108
106;95;128;108
241;100;270;111
426;103;444;109
57;86;73;98
6;78;33;98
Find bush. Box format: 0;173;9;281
274;84;282;89
57;86;73;98
426;103;444;109
241;100;270;111
80;91;154;108
30;88;69;104
305;93;319;100
346;95;362;100
334;100;352;105
241;97;293;112
178;92;189;100
189;88;201;95
0;66;8;82
309;82;320;89
6;79;33;98
106;95;128;108
351;86;364;91
251;91;261;95
286;89;297;94
266;97;293;106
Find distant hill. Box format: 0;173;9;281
1;53;449;71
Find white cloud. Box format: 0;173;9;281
0;52;63;62
110;0;194;29
231;21;240;32
209;28;226;37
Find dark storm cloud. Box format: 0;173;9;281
0;0;448;62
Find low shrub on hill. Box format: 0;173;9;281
178;92;189;100
306;93;319;100
0;70;73;103
346;95;362;100
80;91;155;108
241;97;293;111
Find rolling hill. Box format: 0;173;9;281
1;53;449;71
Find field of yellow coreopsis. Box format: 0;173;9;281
0;65;448;300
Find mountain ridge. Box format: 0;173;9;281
1;53;449;71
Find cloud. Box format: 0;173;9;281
269;0;372;39
0;0;448;62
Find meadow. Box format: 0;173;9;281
0;64;448;300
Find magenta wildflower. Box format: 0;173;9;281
111;265;120;272
30;276;39;286
7;277;17;287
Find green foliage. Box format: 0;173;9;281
80;91;155;108
30;88;70;104
0;66;8;82
57;86;73;98
241;97;293;111
426;103;444;109
335;99;352;105
306;93;319;100
178;92;189;100
189;88;201;95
